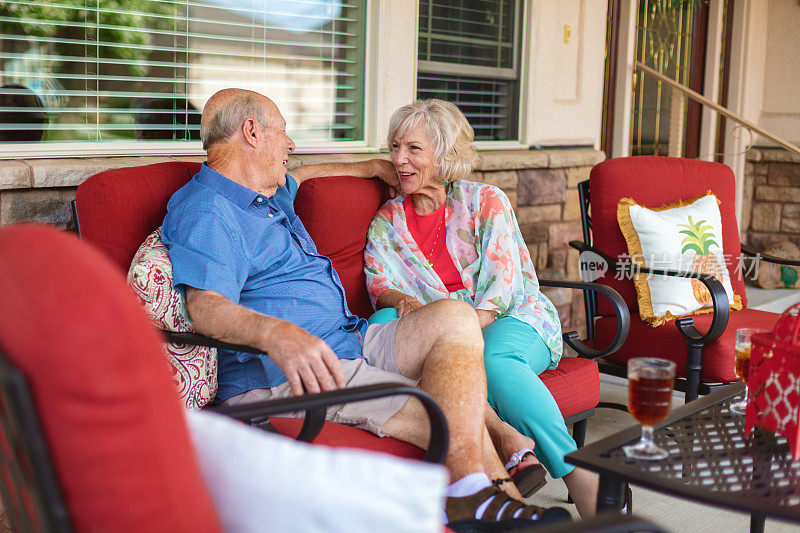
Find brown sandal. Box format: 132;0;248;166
445;486;551;523
510;462;547;498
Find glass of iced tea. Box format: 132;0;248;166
730;328;769;415
624;357;676;461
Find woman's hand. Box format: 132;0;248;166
476;309;499;329
395;295;424;317
376;289;424;317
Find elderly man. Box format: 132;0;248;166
162;88;567;525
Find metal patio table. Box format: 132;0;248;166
566;382;800;533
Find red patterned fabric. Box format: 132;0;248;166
539;357;600;418
595;307;780;383
0;225;221;532
128;227;217;410
76;161;200;273
295;175;391;319
589;156;747;316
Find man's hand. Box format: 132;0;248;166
262;320;346;396
368;158;400;197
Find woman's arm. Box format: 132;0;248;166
375;289;424;317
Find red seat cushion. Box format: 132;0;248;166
595;308;780;383
0;225;221;532
295;175;390;319
540;357;600;417
589;156;747;315
76;161;200;273
269;418;425;459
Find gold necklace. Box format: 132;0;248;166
421;182;450;267
426;212;446;267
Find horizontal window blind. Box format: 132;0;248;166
417;73;517;141
417;0;519;141
0;0;366;144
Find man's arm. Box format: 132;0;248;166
186;287;346;396
290;158;399;190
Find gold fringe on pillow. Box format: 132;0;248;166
616;192;742;328
617;198;655;320
645;294;743;327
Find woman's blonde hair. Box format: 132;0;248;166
386;99;478;183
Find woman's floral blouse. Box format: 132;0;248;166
364;180;562;368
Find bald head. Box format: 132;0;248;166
200;89;277;150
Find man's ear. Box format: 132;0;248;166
242;118;259;148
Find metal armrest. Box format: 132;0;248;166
160;330;449;463
214;383;449;464
567;242;730;346
741;243;800;266
162;330;263;354
539;279;630;358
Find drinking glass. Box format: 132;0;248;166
730;328;769;416
624;357;676;461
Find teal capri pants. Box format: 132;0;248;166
369;308;577;478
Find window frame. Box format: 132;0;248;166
415;0;527;145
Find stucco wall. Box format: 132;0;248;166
759;0;800;143
525;0;608;147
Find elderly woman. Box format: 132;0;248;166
364;99;599;517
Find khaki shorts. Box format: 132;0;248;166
222;318;415;436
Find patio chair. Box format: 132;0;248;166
74;162;630;453
0;223;451;532
571;156;800;402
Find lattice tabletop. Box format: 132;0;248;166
567;382;800;526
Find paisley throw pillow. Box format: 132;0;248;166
128;227;217;409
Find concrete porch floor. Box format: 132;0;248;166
527;373;800;533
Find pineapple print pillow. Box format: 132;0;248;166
617;193;742;327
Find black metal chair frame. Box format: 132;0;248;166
573;179;800;403
165;277;630;450
0;354;70;532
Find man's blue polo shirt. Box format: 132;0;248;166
161;163;368;401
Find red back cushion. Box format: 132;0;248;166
76;161;200;273
0;225;221;532
590;156;747;315
296;176;390;318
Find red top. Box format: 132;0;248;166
403;196;465;293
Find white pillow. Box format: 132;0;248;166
618;193;742;326
186;410;447;533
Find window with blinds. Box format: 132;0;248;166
0;0;366;145
417;0;520;141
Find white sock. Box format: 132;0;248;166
446;472;491;497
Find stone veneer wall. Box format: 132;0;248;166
743;148;800;251
0;148;604;336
